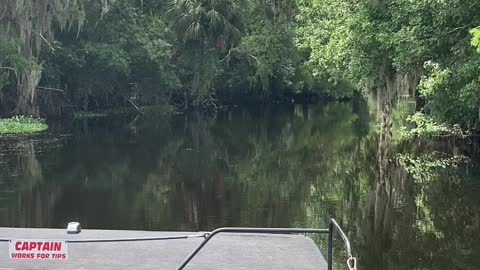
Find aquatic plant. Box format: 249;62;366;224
73;112;108;120
0;116;48;134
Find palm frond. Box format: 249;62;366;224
185;21;204;40
206;9;222;31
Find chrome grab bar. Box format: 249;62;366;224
177;218;353;270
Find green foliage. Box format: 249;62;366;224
17;0;480;116
44;0;181;111
170;0;249;107
0;31;32;71
296;0;480;100
0;116;48;134
217;0;328;103
418;60;480;128
397;112;463;140
1;0;359;116
295;0;480;129
0;0;90;116
0;30;36;102
73;111;108;120
221;12;307;95
295;0;356;83
418;62;452;98
470;27;480;53
84;43;131;76
171;0;246;49
398;152;467;183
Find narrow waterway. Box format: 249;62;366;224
0;100;479;270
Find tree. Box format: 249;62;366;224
44;0;180;112
0;0;101;116
296;0;480;99
171;0;247;108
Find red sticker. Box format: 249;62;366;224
9;240;68;260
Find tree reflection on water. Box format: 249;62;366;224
0;99;479;270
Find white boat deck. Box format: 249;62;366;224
0;227;327;270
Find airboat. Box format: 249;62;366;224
0;219;355;270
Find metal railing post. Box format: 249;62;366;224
327;221;333;270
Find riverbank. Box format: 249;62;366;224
0;116;48;135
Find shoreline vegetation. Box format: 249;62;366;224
0;1;479;141
0;116;48;135
396;112;467;141
73;111;108;120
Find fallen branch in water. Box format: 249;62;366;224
124;96;143;113
36;86;65;93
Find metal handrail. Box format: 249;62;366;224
67;234;207;243
328;218;353;270
176;227;330;270
330;219;352;258
177;219;353;270
0;234;207;243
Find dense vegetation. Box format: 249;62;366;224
0;0;479;132
0;0;322;118
296;0;480;129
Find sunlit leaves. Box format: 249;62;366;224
296;0;480;97
417;60;480;128
470;27;480;53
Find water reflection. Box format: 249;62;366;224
0;100;479;270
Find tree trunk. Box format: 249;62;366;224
192;69;202;107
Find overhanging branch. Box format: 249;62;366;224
0;66;16;72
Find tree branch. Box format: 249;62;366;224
0;5;7;20
124;96;143;113
219;48;239;62
0;66;16;72
447;24;472;34
219;48;258;65
36;86;65;93
33;30;56;52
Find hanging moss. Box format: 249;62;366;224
0;0;105;116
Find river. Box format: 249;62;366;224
0;99;479;270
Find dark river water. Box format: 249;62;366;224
1;100;479;270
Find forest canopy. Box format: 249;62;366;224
0;0;321;117
0;0;479;129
